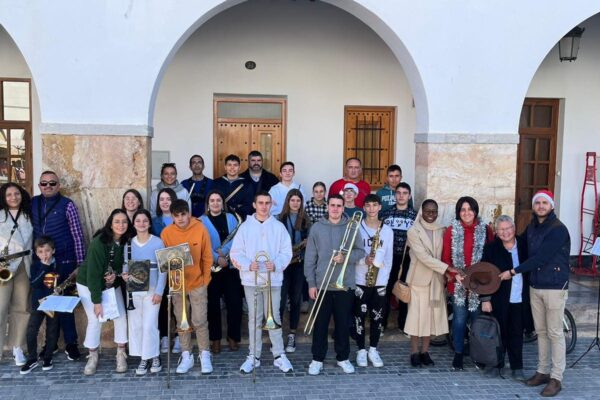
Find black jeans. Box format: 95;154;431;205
311;289;354;362
279;262;304;331
159;289;177;339
494;302;524;370
26;310;59;362
383;252;410;330
354;285;386;349
207;268;243;342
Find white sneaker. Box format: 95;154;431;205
160;337;169;354
368;347;384;367
239;355;260;373
337;359;355;374
150;357;162;373
308;360;323;375
199;350;213;374
285;334;296;353
176;351;194;374
273;354;293;372
356;349;368;367
13;346;26;367
135;359;149;376
172;336;181;354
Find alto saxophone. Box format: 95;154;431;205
39;268;79;318
290;239;307;265
365;222;383;287
0;245;12;282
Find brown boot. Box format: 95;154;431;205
228;338;239;351
210;340;221;354
525;372;551;387
541;379;562;397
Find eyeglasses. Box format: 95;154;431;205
39;181;58;187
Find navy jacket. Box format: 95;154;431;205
29;259;72;308
240;169;279;195
181;176;214;218
515;211;570;290
213;176;254;219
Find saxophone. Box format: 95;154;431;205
211;212;243;273
39;268;79;317
290;239;307;265
365;222;383;287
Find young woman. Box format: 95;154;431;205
200;190;242;353
149;163;190;217
442;196;494;370
0;183;33;366
121;189;144;223
278;189;311;353
76;209;130;375
304;182;327;224
123;209;166;375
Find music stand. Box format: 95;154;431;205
570;239;600;367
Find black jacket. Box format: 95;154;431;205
240;169;279;195
213;176;254;219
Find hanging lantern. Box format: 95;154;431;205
559;27;585;62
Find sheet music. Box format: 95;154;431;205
591;237;600;256
37;295;80;313
98;287;120;322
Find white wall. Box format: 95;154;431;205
526;13;600;254
153;0;415;192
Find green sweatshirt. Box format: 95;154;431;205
76;236;125;304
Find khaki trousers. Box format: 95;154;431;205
0;262;30;354
172;285;209;353
530;287;568;381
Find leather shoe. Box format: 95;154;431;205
210;340;221;354
525;372;551;387
228;338;239;351
541;378;561;397
410;353;421;367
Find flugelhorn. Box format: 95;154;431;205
304;211;363;336
168;257;191;332
254;251;280;331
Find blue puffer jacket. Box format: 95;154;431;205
515;211;570;290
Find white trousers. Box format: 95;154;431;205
77;283;128;349
244;285;284;359
127;291;160;360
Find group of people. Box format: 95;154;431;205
0;152;571;397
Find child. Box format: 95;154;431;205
20;236;61;374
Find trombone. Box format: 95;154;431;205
303;211;363;336
166;256;190;389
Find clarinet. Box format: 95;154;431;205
125;241;135;311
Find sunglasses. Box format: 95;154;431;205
39;181;58;187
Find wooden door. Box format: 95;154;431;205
515;98;559;233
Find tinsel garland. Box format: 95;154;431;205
451;218;487;311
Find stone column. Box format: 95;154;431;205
414;133;519;225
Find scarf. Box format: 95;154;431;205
156;180;186;195
451;218;487;311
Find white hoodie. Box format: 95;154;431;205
230;213;292;287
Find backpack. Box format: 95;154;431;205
469;313;502;367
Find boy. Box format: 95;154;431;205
20;236;61;374
342;183;365;218
160;200;214;374
213;154;254;219
376;165;413;213
268;161;307;217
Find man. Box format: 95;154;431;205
31;171;84;361
503;190;570;397
160;200;214;374
240;150;279;196
181;154;214;217
304;195;365;375
268;161;306;217
213;154;254;219
329;158;371;208
353;194;393;368
376;165;413;212
230;192;294;374
342;183;364;218
380;182;417;332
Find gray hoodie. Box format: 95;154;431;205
304;214;365;290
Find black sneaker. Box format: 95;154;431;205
285;334;296;353
65;343;81;361
20;360;39;375
38;345;58;360
452;352;463;371
42;359;54;371
410;353;421;367
420;352;435;366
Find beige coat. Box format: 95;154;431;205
406;219;447;286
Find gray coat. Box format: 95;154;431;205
304;214;365;290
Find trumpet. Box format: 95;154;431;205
304;211;363;336
254;251;280;331
211;212;243;273
365;222;383;287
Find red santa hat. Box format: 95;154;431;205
532;189;555;208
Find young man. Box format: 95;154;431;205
213;154;254;219
304;195;365;375
230;192;294;373
380;182;417;332
181;154;214;217
160;200;214;374
268;161;306;217
376;165;413;212
342;183;365;218
329;158;371;208
353;194;394;368
240;150;279;196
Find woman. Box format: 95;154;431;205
152;188;177;237
278;189;311;353
121;189;144;223
149;163;190;217
76;209;129;375
123;209;166;375
200;190;242;353
0;183;33;366
441;196;494;370
304;182;327;224
404;200;459;367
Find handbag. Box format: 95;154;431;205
392;242;411;304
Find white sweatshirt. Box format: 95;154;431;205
354;222;394;287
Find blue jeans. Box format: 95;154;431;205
451;298;479;353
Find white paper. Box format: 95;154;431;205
591;237;600;256
98;287;120;322
37;295;80;313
